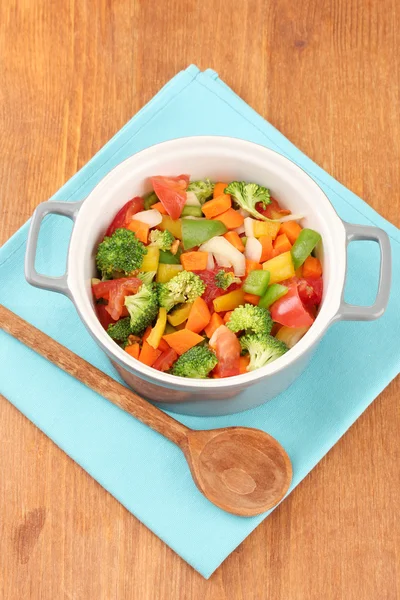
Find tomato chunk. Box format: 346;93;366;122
105;197;144;237
152;347;179;372
297;277;323;308
270;282;314;328
151;175;189;220
256;197;291;220
209;325;241;378
92;277;142;321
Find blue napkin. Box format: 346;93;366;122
0;66;399;579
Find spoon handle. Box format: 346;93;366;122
0;304;189;447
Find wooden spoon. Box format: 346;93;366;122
0;304;292;517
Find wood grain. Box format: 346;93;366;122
0;0;399;598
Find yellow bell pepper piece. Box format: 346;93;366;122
158;215;182;240
167;303;193;326
213;289;245;312
262;251;295;283
156;263;183;283
253;220;280;240
147;307;167;349
141;246;160;272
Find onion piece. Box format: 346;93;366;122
199;236;246;276
185;191;201;206
234;224;245;235
244;217;255;237
238;208;251;218
132;209;162;227
244;237;262;262
275;214;305;223
214;253;232;268
206;252;215;270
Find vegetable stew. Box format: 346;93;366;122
92;176;323;379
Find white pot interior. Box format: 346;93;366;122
68;137;346;389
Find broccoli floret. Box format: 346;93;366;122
215;270;241;290
137;271;156;285
225;181;271;220
149;229;175;251
171;345;218;378
157;271;206;312
124;284;159;335
107;317;133;346
240;334;288;371
96;228;147;278
226;304;273;335
187;179;215;204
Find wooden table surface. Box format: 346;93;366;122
0;1;399;599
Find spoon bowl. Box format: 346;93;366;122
185;427;292;516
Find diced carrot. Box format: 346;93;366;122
223;231;245;252
162;330;204;355
223;311;234;324
243;293;260;305
202;194;231;219
239;355;250;374
214;208;244;230
213;182;229;199
138;341;162;366
125;342;140;359
127;219;149;244
158;338;170;352
278;221;302;245
185;297;211;334
204;313;224;338
180;251;208;271
245;259;262;275
272;233;292;257
259;235;273;262
302;256;323;278
152;201;167;215
142;326;152;341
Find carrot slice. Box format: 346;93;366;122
259;235;273;262
245;259;262;275
223;311;234;324
213;182;229;199
272;233;292;257
223;231;245;252
204;313;223;338
180;251;209;271
185;297;211;334
152;201;168;215
202;194;231;219
138;341;161;366
278;221;302;245
127;219;150;244
162;330;204;355
239;355;250;374
125;342;140;359
213;208;244;230
243;293;260;305
302;256;322;278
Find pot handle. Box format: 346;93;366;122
25;200;83;297
335;222;392;321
